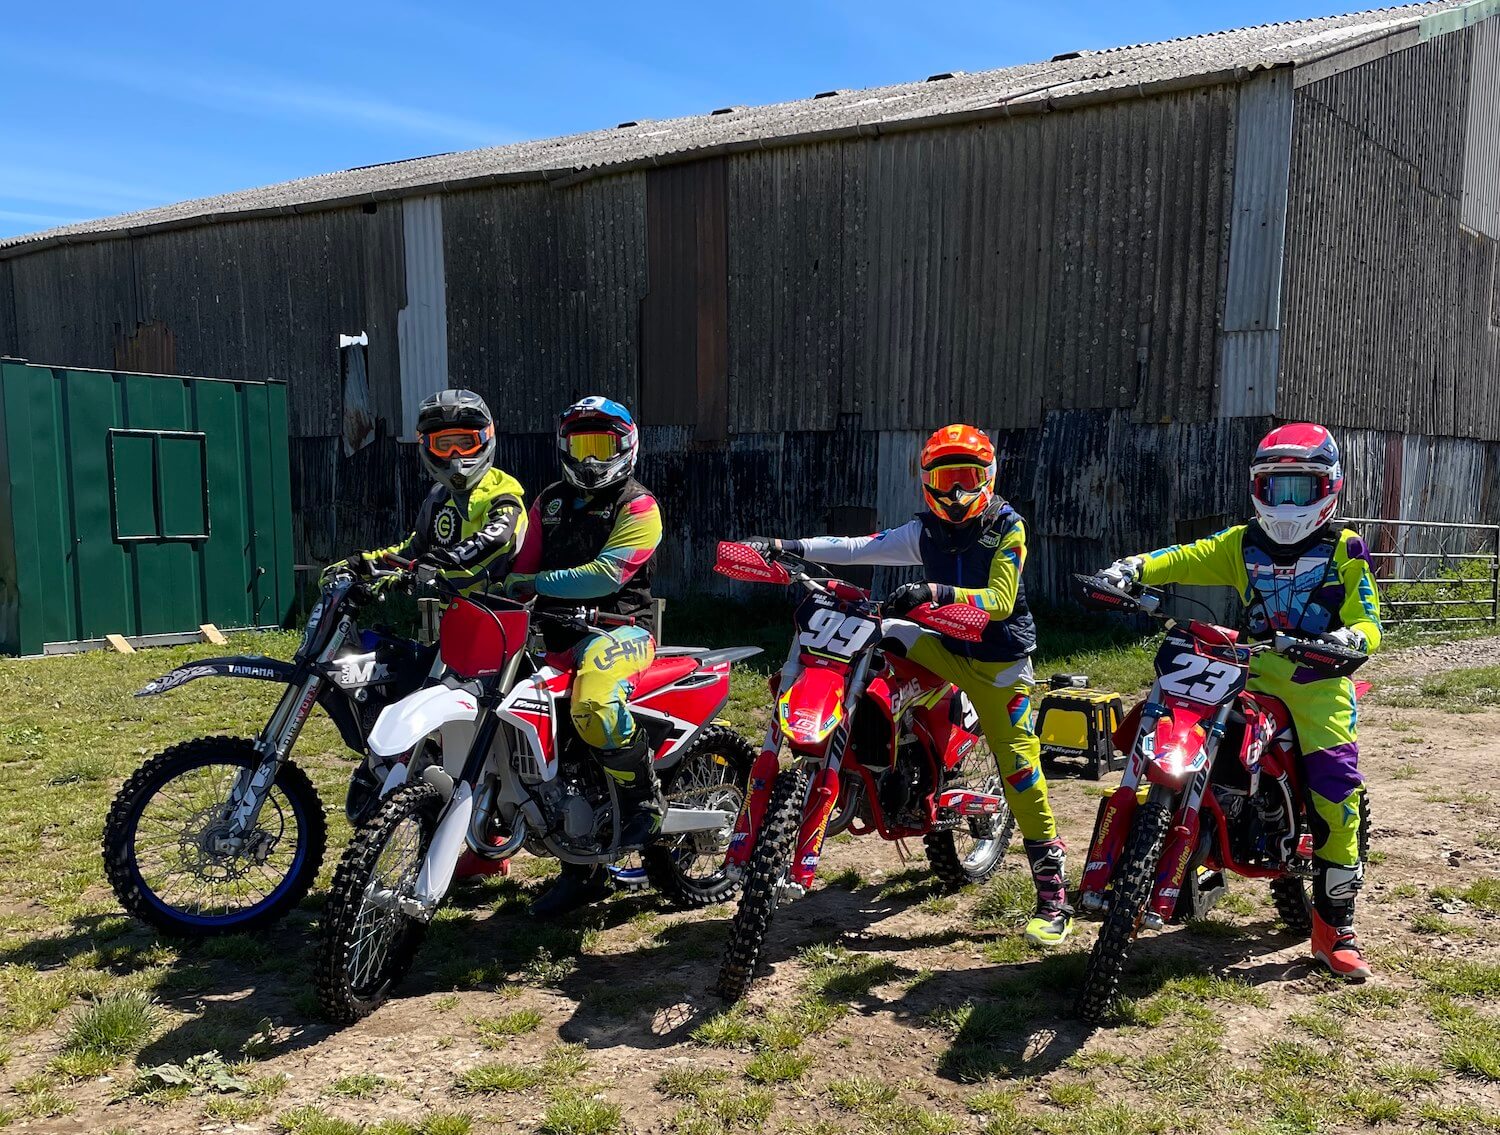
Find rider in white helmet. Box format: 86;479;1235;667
1102;423;1382;981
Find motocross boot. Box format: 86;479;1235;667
531;863;610;918
1311;859;1370;980
598;731;665;851
1023;837;1074;946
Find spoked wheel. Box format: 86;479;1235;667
645;726;756;909
717;767;809;1002
316;783;440;1025
925;742;1016;891
1076;794;1174;1024
102;737;326;937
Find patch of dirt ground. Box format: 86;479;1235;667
3;691;1499;1133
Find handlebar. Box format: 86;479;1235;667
1072;572;1368;677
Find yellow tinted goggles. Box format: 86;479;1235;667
564;431;622;462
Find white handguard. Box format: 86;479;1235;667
1322;627;1366;652
1100;556;1143;591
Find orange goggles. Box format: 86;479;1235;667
923;463;989;497
564;430;623;462
423;426;492;458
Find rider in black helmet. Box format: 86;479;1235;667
326;389;527;595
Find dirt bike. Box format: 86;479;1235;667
1070;572;1370;1023
711;541;1018;1002
102;565;435;936
315;565;760;1024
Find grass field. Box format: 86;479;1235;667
0;609;1496;1133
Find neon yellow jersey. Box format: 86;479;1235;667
1136;525;1382;651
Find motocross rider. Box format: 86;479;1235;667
746;424;1073;947
1101;423;1381;980
326;389;527;596
505;397;664;917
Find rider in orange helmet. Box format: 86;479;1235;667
747;424;1071;945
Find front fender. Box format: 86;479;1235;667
368;683;480;758
135;655;296;697
777;666;848;748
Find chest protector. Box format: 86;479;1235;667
916;505;1037;663
533;478;655;616
1241;524;1342;638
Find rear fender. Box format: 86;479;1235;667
368;683;480;759
777;666;848;748
135;655;296;697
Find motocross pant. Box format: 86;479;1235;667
1251;656;1365;923
568;625;657;751
892;628;1057;843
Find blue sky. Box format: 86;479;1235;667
0;0;1369;239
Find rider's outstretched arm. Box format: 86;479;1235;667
788;520;925;568
1135;528;1248;591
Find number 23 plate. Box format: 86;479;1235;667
1154;633;1247;704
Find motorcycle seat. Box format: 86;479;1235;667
631;656;701;699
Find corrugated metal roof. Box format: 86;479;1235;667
0;1;1477;257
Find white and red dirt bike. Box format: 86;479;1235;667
315;564;759;1024
1071;573;1370;1023
711;541;1018;1001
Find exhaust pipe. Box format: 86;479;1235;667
465;780;527;861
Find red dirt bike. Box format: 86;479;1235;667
1071;573;1370;1022
316;562;759;1023
712;541;1018;1001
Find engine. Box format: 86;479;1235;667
528;751;616;854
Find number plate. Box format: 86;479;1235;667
795;594;879;661
1154;632;1247;705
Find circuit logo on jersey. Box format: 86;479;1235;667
434;505;460;543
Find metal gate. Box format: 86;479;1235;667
1345;517;1500;627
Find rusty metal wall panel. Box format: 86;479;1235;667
846;86;1233;433
1280;28;1492;439
444;175;646;434
727;143;861;433
396;196;448;440
1462;17;1500;239
642;160;729;439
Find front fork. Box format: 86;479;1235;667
224;622;351;843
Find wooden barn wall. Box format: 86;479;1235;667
725;85;1236;434
1280;26;1500;440
441;174;647;434
0;207;407;440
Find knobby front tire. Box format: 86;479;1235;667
716;767;809;1002
102;736;326;937
1076;799;1173;1024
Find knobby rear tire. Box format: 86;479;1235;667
716;767;809;1002
644;726;757;910
924;752;1016;892
101;736;326;938
315;782;441;1026
1076;799;1173;1024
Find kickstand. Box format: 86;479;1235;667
894;838;912;864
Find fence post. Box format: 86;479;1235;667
1493;525;1499;625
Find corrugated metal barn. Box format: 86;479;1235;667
2;0;1498;602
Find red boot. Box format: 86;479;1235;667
1311;913;1371;981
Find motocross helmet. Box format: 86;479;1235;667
417;389;496;493
558;396;638;492
1250;422;1344;546
919;424;997;525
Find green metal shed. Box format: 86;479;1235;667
0;360;292;655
